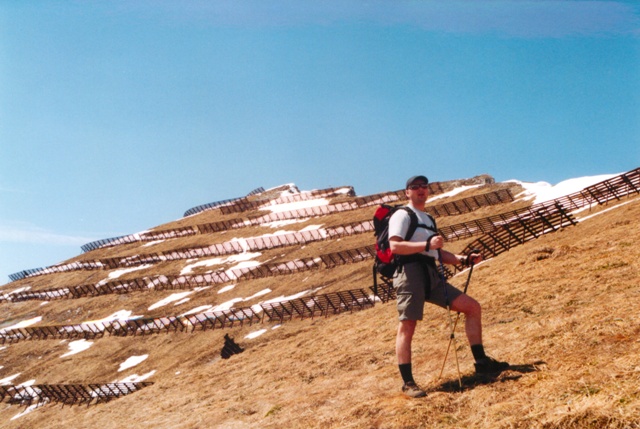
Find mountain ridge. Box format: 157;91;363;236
0;168;639;428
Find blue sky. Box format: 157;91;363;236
1;0;639;283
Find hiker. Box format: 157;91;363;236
390;175;509;398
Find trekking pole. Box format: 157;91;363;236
437;256;476;384
436;249;463;390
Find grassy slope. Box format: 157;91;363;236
1;185;639;429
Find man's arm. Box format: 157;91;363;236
390;235;482;266
388;233;442;255
388;236;428;255
440;248;483;266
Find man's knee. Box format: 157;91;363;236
453;295;481;316
467;299;481;317
398;320;417;336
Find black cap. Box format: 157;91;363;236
406;175;429;189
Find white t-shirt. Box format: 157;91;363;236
388;204;439;259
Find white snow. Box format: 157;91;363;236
301;224;322;231
148;286;210;310
218;284;236;294
0;373;21;385
245;329;267;339
244;324;281;339
228;252;262;263
250;286;323;314
429;184;482;202
263;219;307;228
98;264;153;285
142;240;165;247
83;310;142;325
507;174;618;205
260;287;322;305
180;257;224;275
260;198;330;213
180;252;262;276
118;355;148;372
148;291;194;310
243;288;272;301
11;403;42;421
180;305;213;316
263;183;298;195
4;286;31;296
116;370;156;383
0;316;42;333
212;298;244;312
60;339;93;358
335;187;353;194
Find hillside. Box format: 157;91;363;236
1;170;639;429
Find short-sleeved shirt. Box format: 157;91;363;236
388;204;438;258
388;204;462;320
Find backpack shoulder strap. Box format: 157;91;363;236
401;207;438;239
400;206;420;241
425;213;437;232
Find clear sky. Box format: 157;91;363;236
1;1;639;283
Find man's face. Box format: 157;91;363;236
405;180;429;204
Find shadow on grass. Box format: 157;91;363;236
433;360;547;393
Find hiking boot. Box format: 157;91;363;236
401;381;427;398
475;356;510;374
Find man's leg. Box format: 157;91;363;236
450;292;509;373
450;293;482;345
394;263;428;396
396;319;416;365
396;319;426;397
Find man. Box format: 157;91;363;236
389;175;509;398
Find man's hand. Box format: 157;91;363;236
428;235;444;251
461;249;483;266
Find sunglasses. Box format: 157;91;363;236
407;183;429;190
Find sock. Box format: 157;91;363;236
398;363;414;384
471;344;487;362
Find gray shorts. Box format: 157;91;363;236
394;261;463;321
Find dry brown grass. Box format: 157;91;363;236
1;184;639;429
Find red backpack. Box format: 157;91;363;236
374;205;420;278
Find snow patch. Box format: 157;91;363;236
180;257;225;275
142;240;165;247
507;174;618;205
180;252;262;276
61;339;93;358
98;264;153;285
244;288;272;301
148;291;194;310
116;370;156;383
218;284;236;294
83;310;142;325
263;219;307;228
429;184;482;202
0;373;21;385
260;198;330;213
118;355;148;372
0;316;42;333
180;305;213;316
212;298;244;312
245;329;267;339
